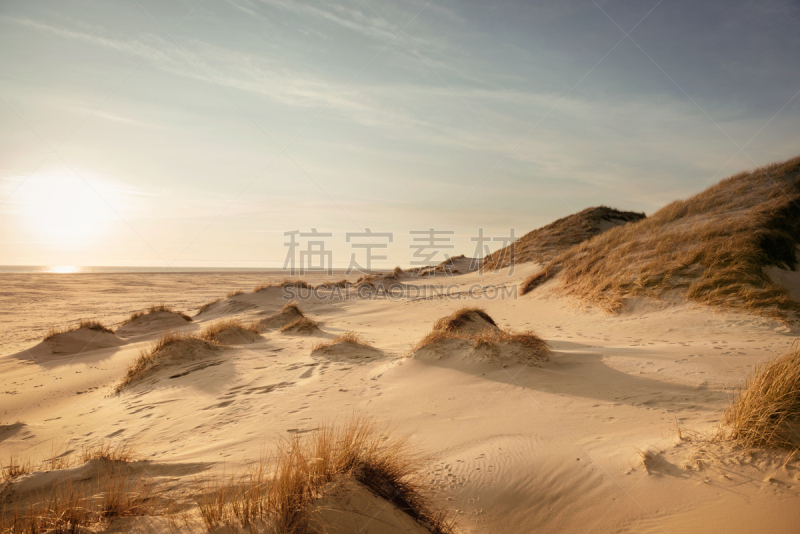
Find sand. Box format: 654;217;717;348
2;265;800;533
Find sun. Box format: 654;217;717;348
21;174;110;243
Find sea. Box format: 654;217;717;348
0;265;354;274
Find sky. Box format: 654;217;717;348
1;0;799;270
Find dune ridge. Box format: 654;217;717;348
521;156;800;321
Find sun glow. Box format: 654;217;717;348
20;174;109;242
49;265;81;273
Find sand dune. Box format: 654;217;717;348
5;159;800;532
116;334;221;391
39;324;124;355
3;261;800;532
116;309;192;338
259;301;307;329
482;206;645;271
521;156;800;321
410;308;550;367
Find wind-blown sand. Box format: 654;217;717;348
2;265;800;533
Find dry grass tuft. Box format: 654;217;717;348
281;301;305;315
520;157;800;322
1;451;32;482
483;206;645;271
7;440;136;480
280;317;320;334
718;346;800;449
408;255;465;277
124;304;192;324
199;318;261;342
196;298;222;315
636;447;660;472
413;307;549;361
81;441;137;464
254;279;313;293
258;301;307;331
393;266;404;277
0;465;160;533
44;440;74;471
432;307;497;333
44;319;115;340
195;418;456;534
227;289;245;298
311;332;371;352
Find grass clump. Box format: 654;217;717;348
5;440;136;481
413;307;549;361
432;307;497;333
44;319;115;341
1;451;32;482
227;289;244;298
483;206;645;271
520;156;800;322
124;304;192;324
311;332;370;352
254;279;313;293
196;298;222;316
81;441;137;464
280;317;320;334
281;301;304;315
718;346;800;449
195;418;456;534
0;465;160;533
199;318;261;342
258;301;307;331
1;441;156;533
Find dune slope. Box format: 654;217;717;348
482;206;645;271
522;156;800;321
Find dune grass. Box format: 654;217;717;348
718;346;800;449
44;319;115;341
258;301;307;331
81;441;137;464
279;317;319;334
4;441;136;482
0;464;160;533
199;318;261;342
520;157;800;322
124;304;192;324
1;451;32;482
254;279;313;293
226;289;244;298
482;206;645;272
311;332;370;352
195;418;456;534
196;298;222;315
413;307;549;360
316;279;350;289
280;301;304;316
1;440;156;534
432;307;497;333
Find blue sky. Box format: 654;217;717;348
1;0;799;268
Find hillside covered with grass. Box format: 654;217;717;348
482;206;645;271
521;156;800;322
